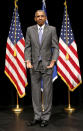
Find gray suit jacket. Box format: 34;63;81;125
24;25;59;70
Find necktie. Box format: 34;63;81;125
38;27;42;44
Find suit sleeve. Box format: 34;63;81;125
24;28;31;61
51;27;59;61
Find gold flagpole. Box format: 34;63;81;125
13;0;18;57
64;0;75;113
13;93;23;112
41;90;44;112
65;89;75;114
12;0;23;113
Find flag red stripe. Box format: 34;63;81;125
6;54;25;87
69;56;81;74
5;66;23;95
59;43;81;74
59;42;77;59
57;66;75;89
6;42;14;55
19;39;25;46
69;42;78;58
16;43;24;60
16;56;27;78
58;56;80;83
7;41;27;78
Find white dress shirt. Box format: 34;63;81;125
37;24;45;34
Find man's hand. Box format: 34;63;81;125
26;60;33;69
47;60;56;69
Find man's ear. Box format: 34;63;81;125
45;16;47;21
34;17;36;22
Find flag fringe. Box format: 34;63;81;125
4;71;28;98
52;76;58;82
57;72;82;91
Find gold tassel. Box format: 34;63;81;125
66;53;69;60
14;49;17;57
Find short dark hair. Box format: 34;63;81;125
35;10;46;17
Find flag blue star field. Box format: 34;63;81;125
4;8;27;98
57;6;82;91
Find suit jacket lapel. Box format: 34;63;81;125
41;25;48;47
33;25;40;47
33;25;48;48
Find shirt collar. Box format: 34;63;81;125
37;24;45;31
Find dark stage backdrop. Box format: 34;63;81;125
0;0;83;107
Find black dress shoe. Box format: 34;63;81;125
26;119;41;126
40;120;48;127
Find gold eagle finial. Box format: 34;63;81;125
14;0;18;9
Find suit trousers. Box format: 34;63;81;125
30;61;53;121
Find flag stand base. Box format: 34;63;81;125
64;89;75;114
12;104;23;112
64;105;75;114
12;94;23;114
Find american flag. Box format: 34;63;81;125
57;5;82;91
4;8;27;98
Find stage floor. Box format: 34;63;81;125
0;105;83;131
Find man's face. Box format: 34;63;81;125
35;11;47;26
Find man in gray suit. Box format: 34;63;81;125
24;10;59;127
